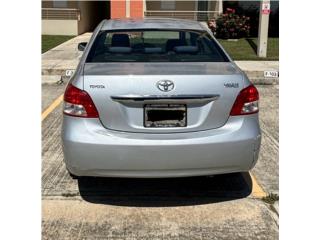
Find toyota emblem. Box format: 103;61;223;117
156;80;174;92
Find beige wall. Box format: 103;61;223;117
176;1;195;11
208;1;220;12
42;1;79;35
42;1;108;35
42;1;53;8
146;1;160;11
42;1;88;35
42;19;78;35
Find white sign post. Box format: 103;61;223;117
257;0;270;57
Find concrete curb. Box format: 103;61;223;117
250;77;279;85
42;75;62;84
42;66;279;85
42;75;68;85
41;63;279;76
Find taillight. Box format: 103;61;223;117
63;84;99;118
230;85;259;116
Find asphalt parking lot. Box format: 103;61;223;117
42;83;279;239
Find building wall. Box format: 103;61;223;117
145;1;219;20
42;1;78;9
208;0;220;12
78;2;97;34
111;0;126;18
42;19;78;35
130;0;144;18
42;1;110;35
42;1;80;35
146;1;196;11
111;0;143;18
42;1;53;8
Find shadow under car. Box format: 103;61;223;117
77;172;253;207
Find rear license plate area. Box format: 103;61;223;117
144;104;187;128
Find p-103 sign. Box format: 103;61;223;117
264;71;279;78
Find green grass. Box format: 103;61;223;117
42;35;75;53
218;38;279;61
41;34;278;60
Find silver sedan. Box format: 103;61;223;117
62;18;261;178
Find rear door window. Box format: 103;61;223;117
86;30;229;63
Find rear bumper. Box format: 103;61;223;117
62;115;261;178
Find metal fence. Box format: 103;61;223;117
42;8;81;21
144;11;218;21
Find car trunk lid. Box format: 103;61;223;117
83;62;244;133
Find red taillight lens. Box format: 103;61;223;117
230;85;259;116
63;84;99;118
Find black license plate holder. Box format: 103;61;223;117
144;104;187;128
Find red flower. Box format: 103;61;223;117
226;8;235;14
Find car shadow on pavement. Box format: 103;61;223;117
77;172;253;207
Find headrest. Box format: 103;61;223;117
166;39;185;51
111;34;130;47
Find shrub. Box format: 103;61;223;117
208;8;251;39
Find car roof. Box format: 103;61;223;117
100;18;207;31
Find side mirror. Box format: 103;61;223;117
78;42;87;51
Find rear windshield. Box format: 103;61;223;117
86;30;229;63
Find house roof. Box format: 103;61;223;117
100;18;207;31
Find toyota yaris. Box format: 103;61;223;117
62;18;261;178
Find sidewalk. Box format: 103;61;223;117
235;61;279;84
42;33;279;85
42;33;91;77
